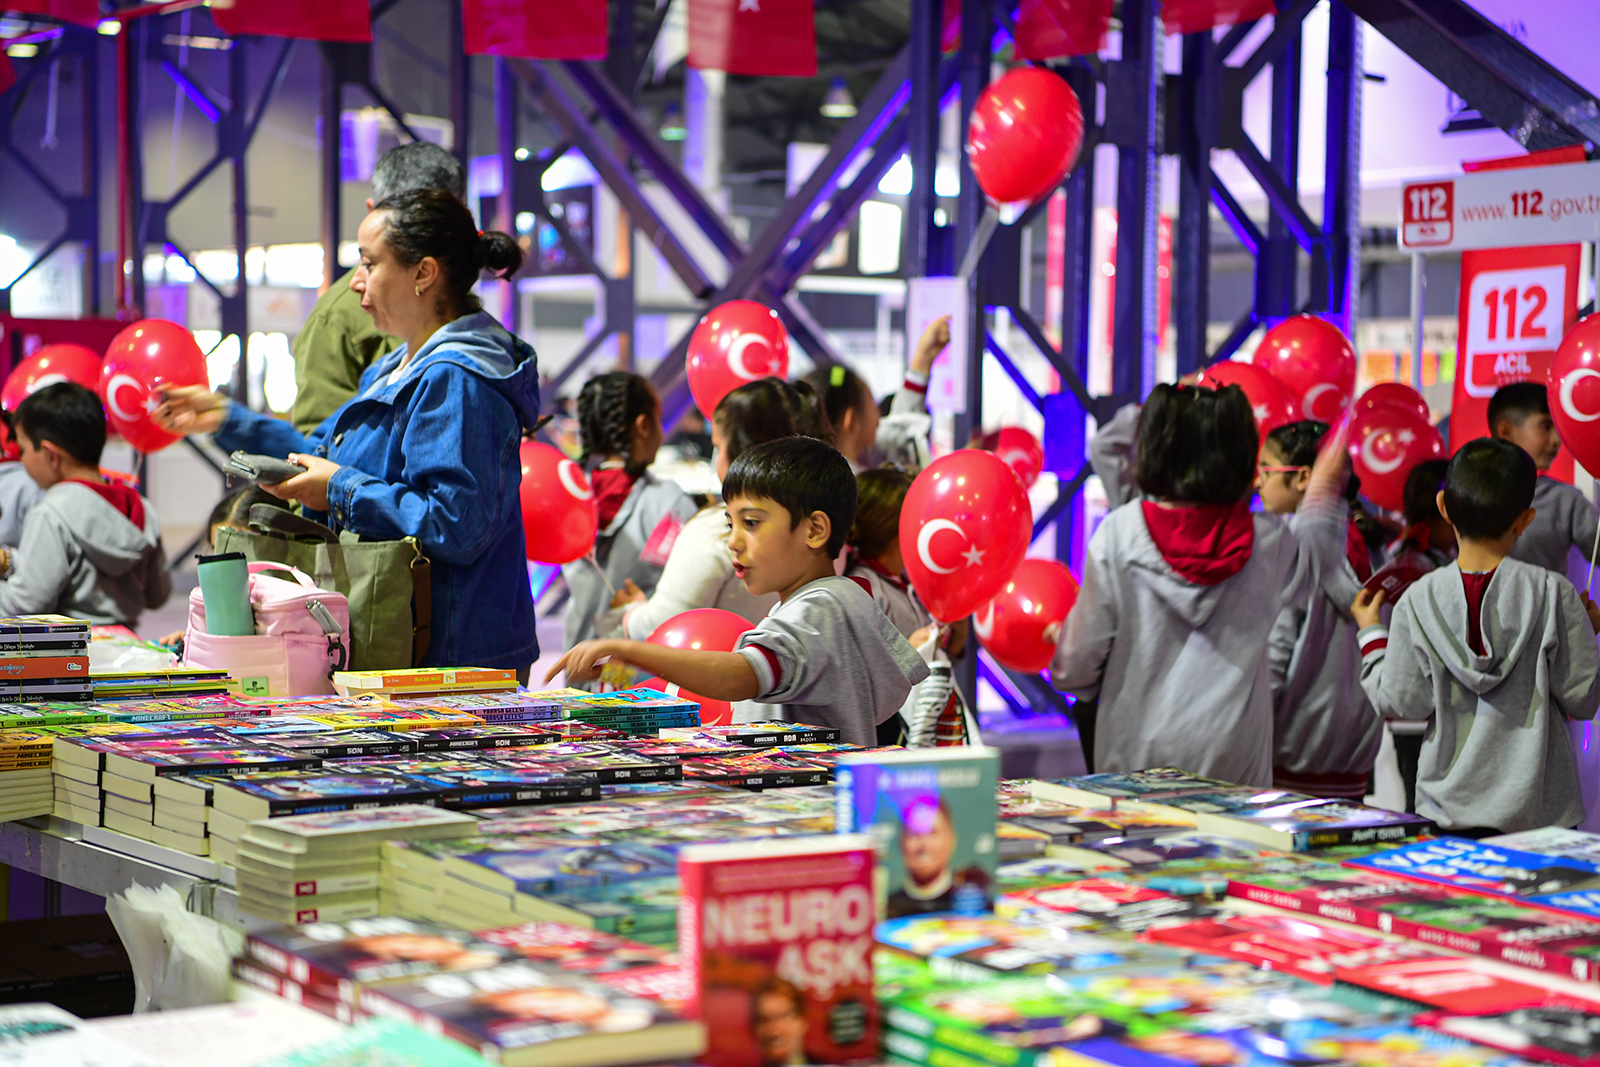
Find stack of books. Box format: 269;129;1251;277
538;687;703;734
91;667;233;701
332;667;519;699
233;805;478;924
392;690;563;725
95;693;250;723
298;706;486;732
0;615;93;703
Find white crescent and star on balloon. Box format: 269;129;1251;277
1559;368;1600;423
103;374;154;424
556;460;594;501
915;519;986;577
1359;428;1406;474
725;334;773;381
1300;383;1341;421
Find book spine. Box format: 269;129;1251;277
678;854;706;1021
0;656;90;678
1290;823;1424;850
1226;879;1416;937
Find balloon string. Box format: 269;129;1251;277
1588;519;1600;595
585;549;616;598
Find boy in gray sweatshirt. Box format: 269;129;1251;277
1490;382;1600;579
546;436;928;746
1354;438;1600;835
0;383;170;627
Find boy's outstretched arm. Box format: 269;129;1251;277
545;640;761;701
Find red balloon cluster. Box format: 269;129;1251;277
0;344;102;458
1355;382;1431;424
975;559;1079;673
966;67;1085;206
982;427;1044;489
1347;404;1446;512
1194;360;1296;440
1253;315;1357;424
517;441;598;565
99;320;208;453
900;450;1032;623
1549;314;1600;478
645;609;754;726
685;300;789;419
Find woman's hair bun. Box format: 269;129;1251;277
478;230;524;279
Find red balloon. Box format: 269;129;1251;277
99;320;207;453
685;300;789;419
974;558;1078;674
518;441;598;564
646;608;754;726
967;67;1084;206
900;450;1032;623
982;427;1044;489
1195;360;1297;440
1347;404;1446;512
1355;382;1431;424
3;344;102;412
1252;315;1357;424
1549;314;1600;478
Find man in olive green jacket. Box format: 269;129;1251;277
291;141;467;434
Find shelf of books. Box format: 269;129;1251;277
12;651;1600;1064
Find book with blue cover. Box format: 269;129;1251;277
1347;837;1600;918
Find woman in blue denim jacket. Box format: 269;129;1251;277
154;190;540;673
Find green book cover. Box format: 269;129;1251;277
253;1019;487;1067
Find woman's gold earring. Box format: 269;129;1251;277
414;286;422;297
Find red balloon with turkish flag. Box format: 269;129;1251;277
966;66;1084;206
982;426;1045;489
646;609;754;726
1;344;104;459
1252;314;1357;424
1347;404;1446;512
1548;313;1600;478
1355;382;1431;424
98;320;207;453
974;558;1079;673
685;300;789;419
518;440;598;564
900;449;1032;623
1194;360;1297;440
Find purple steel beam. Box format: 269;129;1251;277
1209;172;1263;255
984;332;1043;412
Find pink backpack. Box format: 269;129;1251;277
184;562;351;697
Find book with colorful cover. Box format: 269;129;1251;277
211;771;442;821
301;708;485;731
678;834;877;1067
1417;1005;1600;1067
659;721;843;747
495;750;683;784
996;879;1218;934
357;960;704;1067
443;839;680;895
677;750;831;788
1141;913;1444;984
214;716;345;736
0;614;91;634
333;667;517;691
249;1018;488;1067
836;747;1000;918
256;730;418;759
0;655;89;678
1489;828;1600;868
240;803;479;853
477;921;672;975
392;691;562;723
1197;797;1434;851
0;704;107;728
1334;955;1578;1012
1029;768;1239;808
95;694;252;722
403;725;562;751
399;766;600;808
103;744;323;782
875;913;1177;982
1348;837;1600;915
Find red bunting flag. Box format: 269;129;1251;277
5;0;99;26
210;0;371;42
687;0;816;78
461;0;607;60
1160;0;1274;36
1015;0;1110;59
0;54;14;98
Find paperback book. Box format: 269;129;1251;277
1417;1005;1600;1067
995;878;1218;934
876;912;1179;983
401;766;601;808
1141;913;1444;984
1348;837;1600;916
210;771;442;821
1029;768;1239;808
1196;797;1434;851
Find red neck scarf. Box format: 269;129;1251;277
1140;499;1255;586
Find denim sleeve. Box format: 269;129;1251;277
322;365;518;565
211;400;317;458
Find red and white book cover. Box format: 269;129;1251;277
1337;956;1573;1013
679;834;878;1067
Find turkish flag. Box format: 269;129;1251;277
687;0;816;78
1160;0;1274;35
0;55;13;98
6;0;99;25
462;0;607;60
211;0;371;42
1015;0;1110;59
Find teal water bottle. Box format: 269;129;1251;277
196;552;254;636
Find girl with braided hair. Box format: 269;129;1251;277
561;371;695;651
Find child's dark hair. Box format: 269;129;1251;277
1134;383;1257;504
1403;459;1450;525
1443;438;1537;540
13;382;105;465
1266;419;1383;548
804;364;871;441
713;378;801;467
576;371;658;472
1487;382;1550;433
209;485;290;541
722;436;857;557
848;468;914;560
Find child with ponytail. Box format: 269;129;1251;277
561;371;695;650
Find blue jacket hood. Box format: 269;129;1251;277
365;311;541;431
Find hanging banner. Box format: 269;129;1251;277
211;0;372;42
0;54;13;98
687;0;816;77
1160;0;1275;36
5;0;99;26
1402;159;1600;253
1449;242;1581;482
461;0;607;60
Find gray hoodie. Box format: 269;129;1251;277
1051;490;1347;787
1358;558;1600;833
1508;475;1599;580
0;481;171;626
1268;525;1382;795
0;462;43;548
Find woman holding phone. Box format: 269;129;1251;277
154;189;540;675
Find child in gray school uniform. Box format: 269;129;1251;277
1489;382;1600;578
1051;384;1350;788
547;436;928;747
1354;438;1600;835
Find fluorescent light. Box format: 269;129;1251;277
96;19;120;34
514;148;530;161
821;77;856;119
5;43;37;57
878;155;912;196
858;201;902;275
659;102;686;142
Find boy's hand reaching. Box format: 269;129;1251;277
1584;592;1600;635
1351;587;1385;629
545;640;623;684
911;315;952;376
609;579;647;611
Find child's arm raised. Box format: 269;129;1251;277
1278;418;1352;609
545;639;761;701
